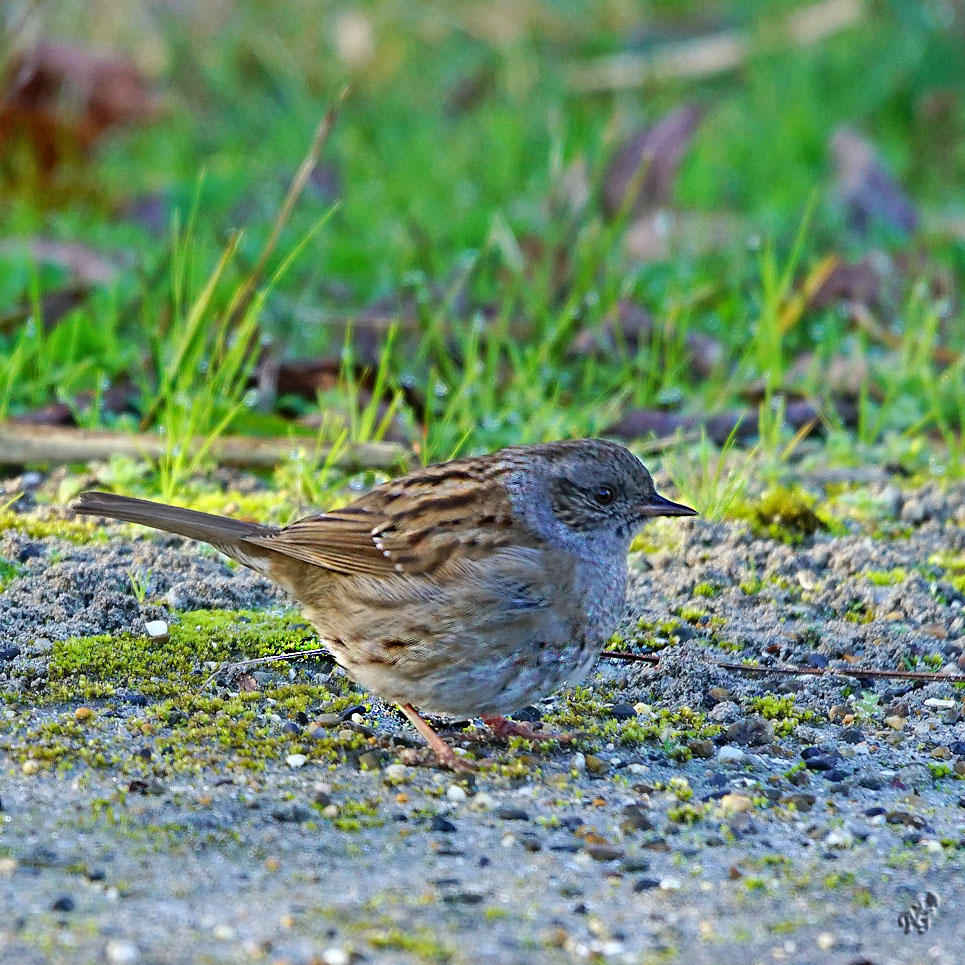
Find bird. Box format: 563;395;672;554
74;438;696;770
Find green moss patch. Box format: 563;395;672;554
48;609;321;700
0;509;106;544
733;487;839;545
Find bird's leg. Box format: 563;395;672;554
399;704;476;772
482;715;574;742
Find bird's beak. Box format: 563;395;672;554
638;492;698;518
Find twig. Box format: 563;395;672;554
0;422;411;471
601;649;965;684
201;647;331;690
568;0;863;92
228;87;349;328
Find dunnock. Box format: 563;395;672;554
74;438;695;769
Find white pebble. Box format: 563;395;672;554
144;620;168;638
570;752;587;771
824;829;853;849
106;941;141;964
286;753;308;769
321;949;350;965
817;933;835;951
211;923;235;940
924;698;955;709
659;877;682;890
717;745;745;763
383;764;409;783
471;791;495;810
921;838;943;853
446;785;467;802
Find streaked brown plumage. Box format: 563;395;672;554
74;438;695;769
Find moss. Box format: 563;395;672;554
331;799;385;832
733;486;836;545
842;600;874;624
368;928;454;962
0;508;105;544
2;609;374;775
864;567;908;586
739;573;763;595
0;556;23;591
693;581;721;599
749;694;812;736
48;608;321;699
667;803;703;824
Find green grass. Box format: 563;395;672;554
1;0;963;499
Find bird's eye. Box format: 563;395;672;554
593;485;615;506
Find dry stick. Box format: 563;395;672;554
198;645;965;695
601;649;965;684
200;647;331;690
567;0;863;92
0;421;410;471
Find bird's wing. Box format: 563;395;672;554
242;503;521;579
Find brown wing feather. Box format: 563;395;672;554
241;470;522;579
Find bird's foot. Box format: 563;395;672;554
482;715;573;743
399;703;477;772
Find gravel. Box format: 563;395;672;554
1;476;964;963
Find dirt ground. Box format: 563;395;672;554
1;473;964;964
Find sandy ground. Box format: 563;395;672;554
1;475;964;964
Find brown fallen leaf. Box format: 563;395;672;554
606;398;856;444
741;353;873;404
570;299;723;379
0;282;89;336
830;126;919;237
445;61;497;116
602;103;705;220
7;383;135;427
0;238;120;285
807;254;895;312
0;42;161;180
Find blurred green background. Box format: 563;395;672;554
1;0;963;497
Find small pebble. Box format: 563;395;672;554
74;707;95;722
321;949;350;965
105;940;141;964
584;755;608;775
495;807;529;821
446;785;467;803
144;620;169;639
570;752;587;771
687;739;714;759
51;895;75;912
719;793;752;814
286;753;308;769
633;878;660;892
431;815;457;833
717;746;745;763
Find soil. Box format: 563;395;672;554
1;473;964;965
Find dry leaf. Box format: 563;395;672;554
602;103;704;220
0;42;161;180
830;126;918;237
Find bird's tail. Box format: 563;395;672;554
73;491;275;546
